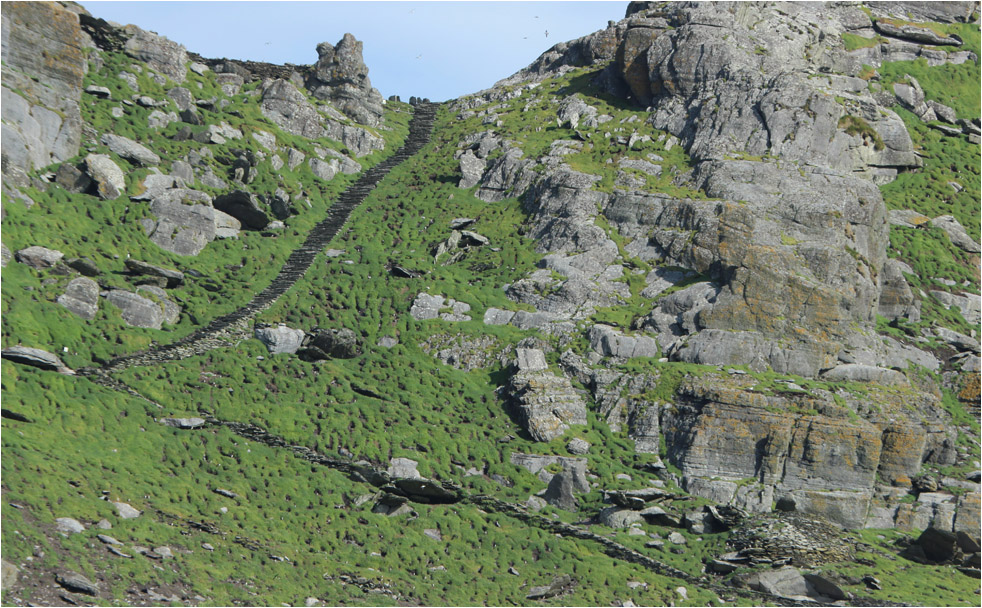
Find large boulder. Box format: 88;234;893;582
589;324;659;359
84;154;126;199
254;325;306;355
15;246;63;269
1;346;74;374
56;277;99;320
930;215;981;253
541;457;590;511
124;259;184;287
305;34;385;127
736;566;836;601
101;134;160;166
213;190;270;230
106;290;165;329
55;572;98;596
1;2;85;177
142;188;239;256
135;285;181;324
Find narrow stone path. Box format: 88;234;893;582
79;102;437;376
200;415;832;608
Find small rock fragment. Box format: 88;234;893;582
113;502;141;519
55;517;85;534
55;572;99;596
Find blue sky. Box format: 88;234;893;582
80;2;627;101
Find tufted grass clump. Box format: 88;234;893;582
838;115;885;150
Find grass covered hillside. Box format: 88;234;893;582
2;2;980;607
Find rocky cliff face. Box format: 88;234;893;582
306;33;385;127
1;2;86;181
456;0;979;530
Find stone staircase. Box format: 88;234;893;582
80;102;438;376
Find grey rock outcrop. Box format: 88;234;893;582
822;364;908;386
1;559;19;592
323;119;385;157
566;437;591;455
663;374;957;528
589;324;659;359
458;150;486;189
261;78;383;156
136;285;181;324
599;507;645;528
106;290;165;329
878;259;920;322
55;571;98;596
124;259;184;288
305;34;385;127
542;457;590;511
874;19;963;46
55;517;85;534
930;215;981;253
603;158;891;377
100;134;160;166
477;147;536;203
614;4;920;174
122;24;187;83
1;346;74;374
113;501;141;519
57;277;100;320
261;79;326;138
142;188;240;255
387;457;422;480
15;246;64;269
161;417;206;429
736;566;840;601
1;2;85;177
410;293;471;322
166;86;194;111
309;157;338;181
867;1;978;24
255;325;306;354
84;154;126;199
507;349;587;442
932;290;981;326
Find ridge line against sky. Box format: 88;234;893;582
80;1;628;101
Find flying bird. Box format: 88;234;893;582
545;30;549;38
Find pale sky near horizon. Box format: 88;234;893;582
80;1;628;101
